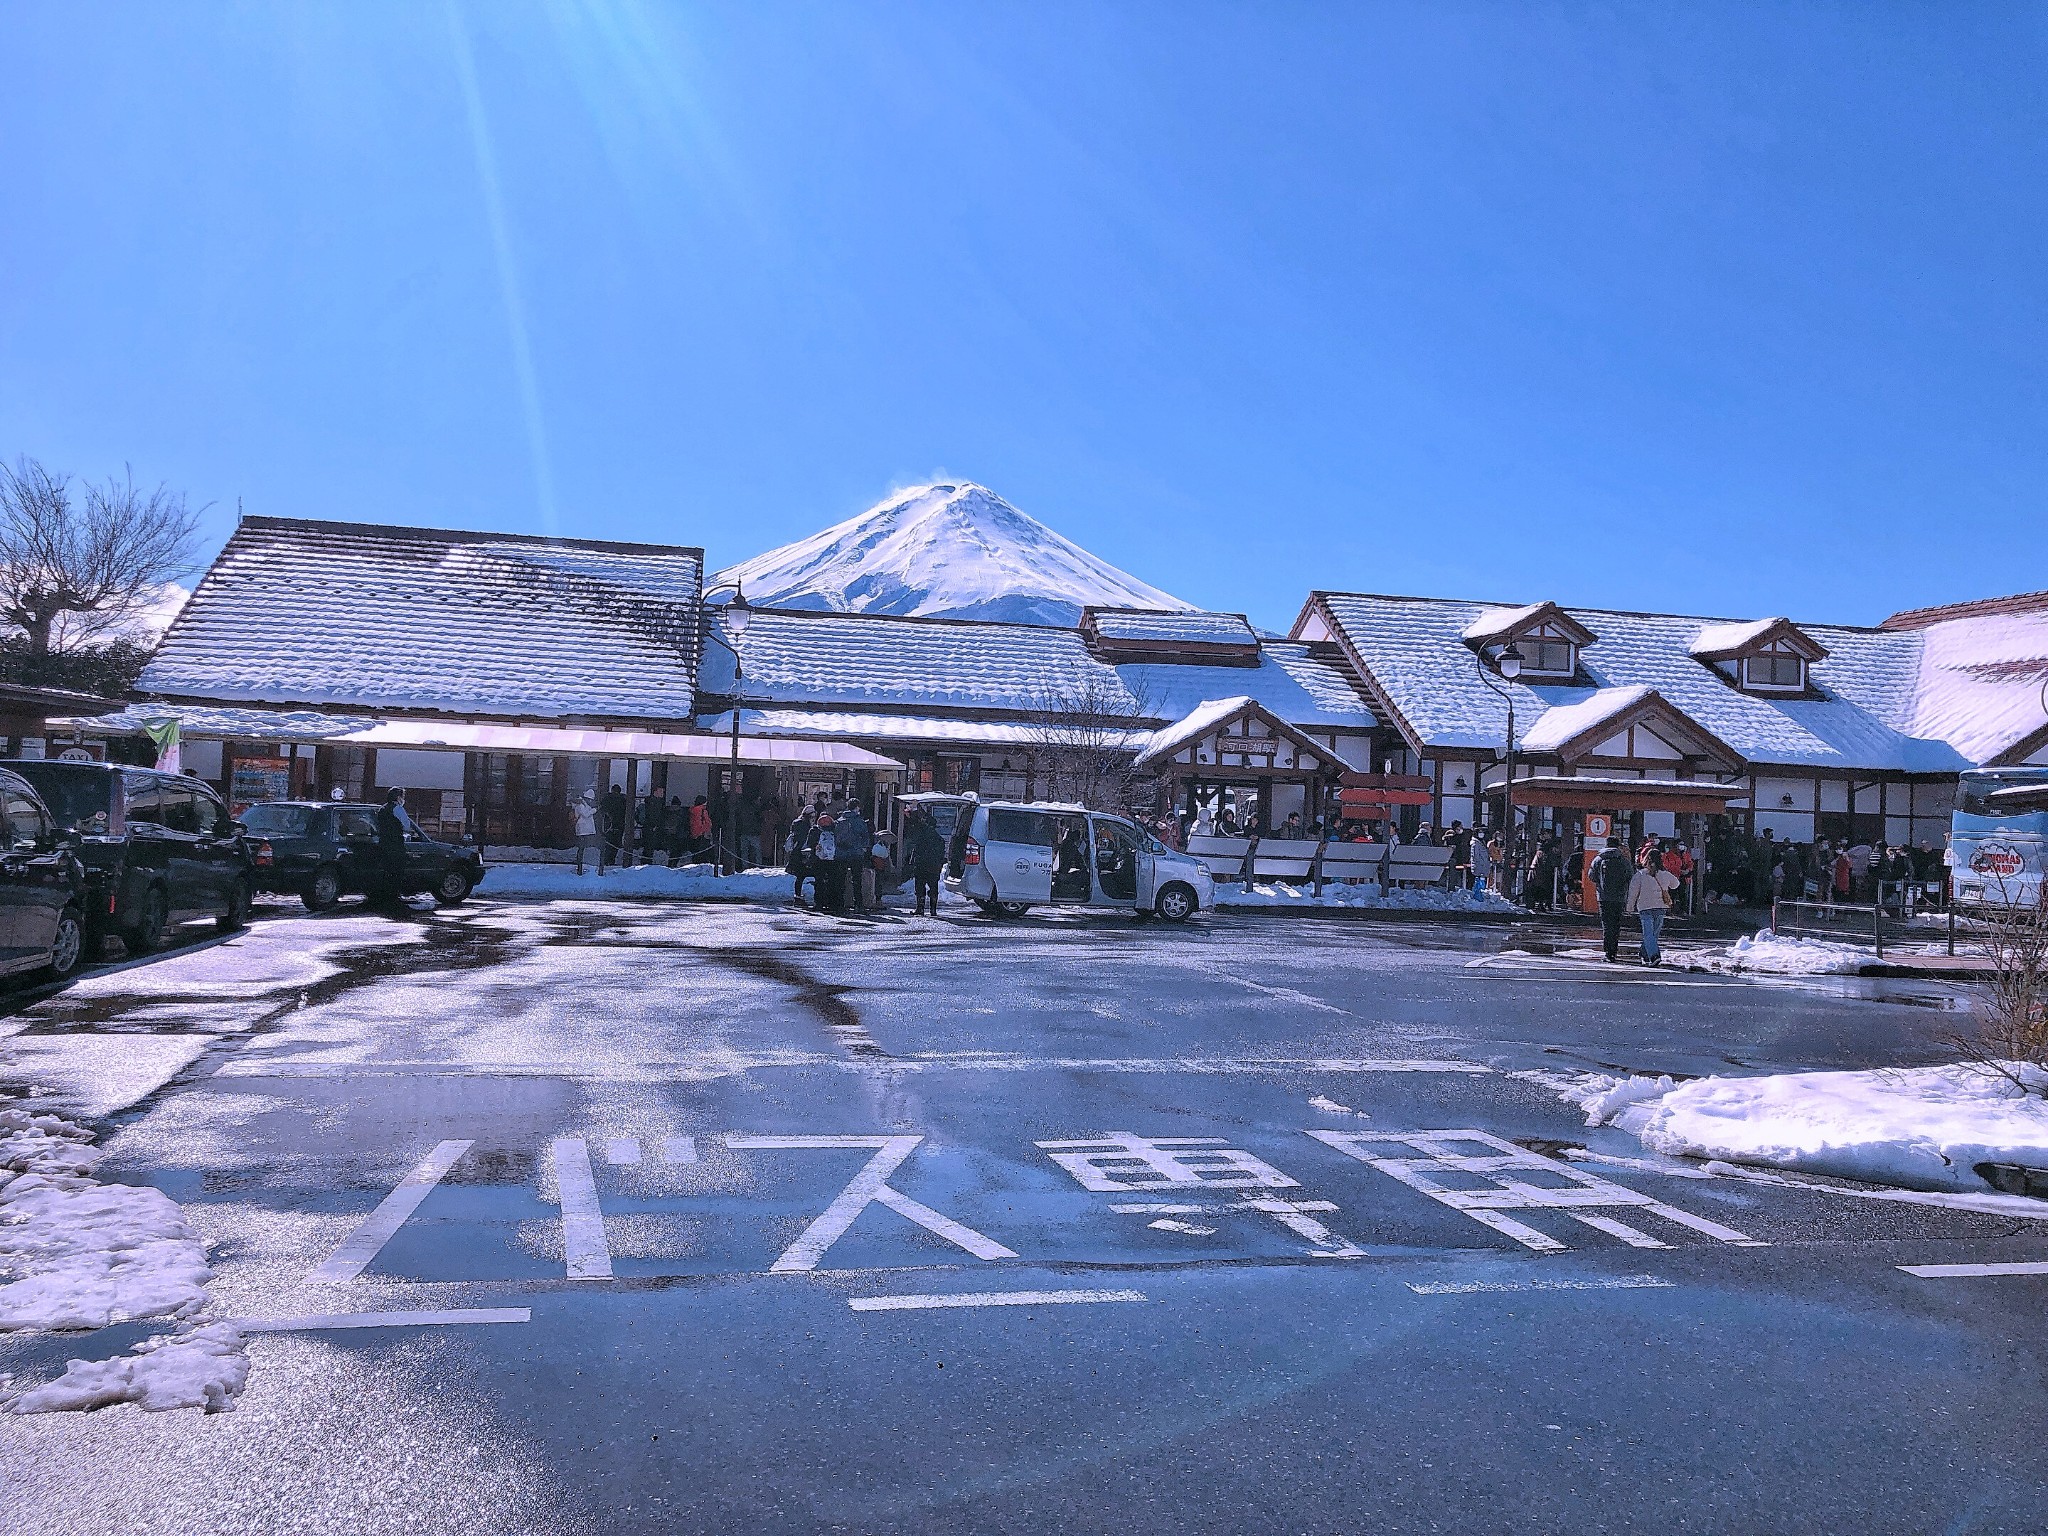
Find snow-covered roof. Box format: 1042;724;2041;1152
1515;686;1658;753
701;609;1377;734
1085;609;1259;647
141;517;705;722
1461;601;1594;648
1304;591;1967;773
1688;617;1828;662
1895;604;2048;764
712;482;1191;627
1129;697;1257;768
697;707;1152;751
65;705;382;741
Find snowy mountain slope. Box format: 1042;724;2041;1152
713;482;1191;626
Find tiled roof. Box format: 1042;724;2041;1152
701;609;1377;732
1902;606;2048;764
1307;591;1966;773
1086;609;1259;647
1516;686;1658;753
140;517;704;721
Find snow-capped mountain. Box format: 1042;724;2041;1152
713;482;1191;627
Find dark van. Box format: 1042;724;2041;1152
0;765;88;982
2;760;255;952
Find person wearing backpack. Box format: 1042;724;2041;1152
810;809;842;913
1589;836;1636;963
835;800;872;914
1626;845;1682;966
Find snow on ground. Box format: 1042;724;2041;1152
7;1321;248;1414
1555;1064;2048;1194
1215;880;1519;914
482;862;794;901
1692;929;1874;975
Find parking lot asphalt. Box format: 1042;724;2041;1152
2;897;2044;1535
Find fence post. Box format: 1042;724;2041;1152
1771;896;1779;934
1874;890;1884;960
1948;899;1956;958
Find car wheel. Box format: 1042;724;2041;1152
43;908;84;981
304;864;342;911
126;885;169;954
217;878;251;932
998;901;1031;918
1155;883;1198;922
433;869;473;906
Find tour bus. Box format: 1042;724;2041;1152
1950;766;2048;907
949;799;1213;921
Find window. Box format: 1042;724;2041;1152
337;809;380;839
985;809;1059;847
242;804;313;835
1521;639;1576;676
1743;654;1805;691
2;789;47;850
159;784;204;834
123;777;162;825
192;785;231;834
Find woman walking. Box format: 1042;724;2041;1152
1626;845;1681;966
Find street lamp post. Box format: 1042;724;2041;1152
1476;641;1525;899
700;581;753;875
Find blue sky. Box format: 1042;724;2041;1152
4;2;2043;630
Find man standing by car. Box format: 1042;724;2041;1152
903;805;945;918
835;798;872;914
1590;835;1635;963
374;788;411;906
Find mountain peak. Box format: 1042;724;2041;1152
714;482;1191;627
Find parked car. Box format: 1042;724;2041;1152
0;766;88;982
949;799;1213;921
0;760;251;953
238;800;485;910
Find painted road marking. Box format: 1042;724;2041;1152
661;1135;699;1164
1898;1261;2048;1279
1308;1129;1766;1253
238;1308;532;1331
551;1136;614;1280
726;1134;1018;1273
848;1289;1147;1313
1040;1134;1300;1192
605;1137;642;1166
307;1139;473;1284
215;1055;1491;1079
1408;1275;1676;1296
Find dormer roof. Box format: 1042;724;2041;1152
1079;606;1262;665
1460;601;1597;650
1689;617;1830;664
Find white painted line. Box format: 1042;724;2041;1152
849;1288;1147;1313
605;1137;642;1166
1898;1261;2048;1279
1568;1213;1671;1249
551;1136;614;1280
308;1139;473;1284
1408;1275;1676;1296
661;1135;698;1164
237;1308;532;1332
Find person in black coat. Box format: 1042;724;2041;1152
373;788;410;906
1589;836;1635;962
601;785;629;868
903;807;947;917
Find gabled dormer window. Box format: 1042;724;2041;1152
1741;648;1806;692
1516;625;1579;678
1463;601;1595;681
1689;618;1827;696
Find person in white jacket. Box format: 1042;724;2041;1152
1625;846;1681;965
573;789;604;877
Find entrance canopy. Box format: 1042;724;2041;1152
63;705;902;771
1509;775;1749;816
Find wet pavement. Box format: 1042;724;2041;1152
3;896;2045;1534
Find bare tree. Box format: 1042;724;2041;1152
0;457;202;666
1023;671;1159;813
1944;873;2048;1099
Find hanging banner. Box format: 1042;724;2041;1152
141;717;181;775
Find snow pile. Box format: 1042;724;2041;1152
0;1111;214;1331
1216;880;1519;914
7;1322;248;1414
1697;929;1872;975
481;862;795;902
714;481;1190;626
1561;1064;2048;1194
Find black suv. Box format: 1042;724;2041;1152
2;760;254;952
239;800;484;910
0;766;88;982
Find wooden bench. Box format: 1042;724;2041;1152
1184;835;1253;883
1388;845;1456;887
1249;838;1322;884
1317;843;1387;889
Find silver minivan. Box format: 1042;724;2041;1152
951;800;1212;921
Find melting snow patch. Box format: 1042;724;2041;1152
7;1321;248;1414
1555;1064;2048;1194
1216;881;1518;914
1696;929;1871;976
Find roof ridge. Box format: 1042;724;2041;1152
1882;590;2048;630
1309;588;1904;636
236;514;704;561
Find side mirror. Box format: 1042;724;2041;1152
232;820;249;836
53;831;79;853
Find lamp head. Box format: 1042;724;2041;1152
1498;642;1524;679
724;585;752;638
